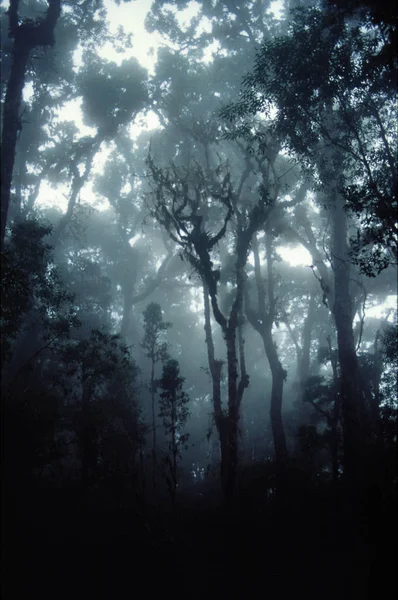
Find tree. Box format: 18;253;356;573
222;6;397;274
1;0;62;249
1;0;148;250
221;5;397;507
158;358;190;505
148;155;274;501
246;229;288;469
141;302;171;488
324;0;397;75
1;218;78;373
239;147;303;472
61;329;142;490
50;54;148;248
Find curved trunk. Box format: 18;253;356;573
262;327;288;465
248;232;288;467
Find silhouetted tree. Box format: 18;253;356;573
141;302;171;488
1;0;61;248
158;358;190;505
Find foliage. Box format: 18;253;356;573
379;321;398;429
159;358;190;501
1;0;396;570
325;0;397;76
159;359;191;437
60;328;144;483
1;219;78;365
297;424;327;464
222;6;397;274
78;54;148;133
141;302;171;363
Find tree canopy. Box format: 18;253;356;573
1;1;396;598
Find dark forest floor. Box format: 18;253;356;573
2;481;397;600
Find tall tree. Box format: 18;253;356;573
148;156;273;501
246;229;288;468
221;5;398;497
158;358;190;505
1;0;62;249
222;6;397;274
141;302;171;488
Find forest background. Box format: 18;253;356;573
1;0;397;598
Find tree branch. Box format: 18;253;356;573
131;253;173;304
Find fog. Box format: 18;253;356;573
1;1;397;598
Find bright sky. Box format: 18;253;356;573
276;245;312;267
363;295;397;320
34;0;290;218
100;0;203;72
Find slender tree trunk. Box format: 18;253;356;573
12;144;27;221
81;371;96;488
327;335;341;486
150;357;157;490
262;327;288;465
249;233;288;467
222;243;250;503
139;439;145;497
202;281;229;492
1;45;29;248
120;278;134;339
224;325;240;502
172;408;177;506
370;332;384;447
298;291;316;392
331;396;341;485
51;137;102;247
331;194;365;488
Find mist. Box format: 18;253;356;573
1;1;397;598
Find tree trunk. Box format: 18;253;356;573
284;290;316;456
120;277;134;339
331;194;365;487
51;136;102;247
223;325;240;502
262;327;288;465
171;402;177;506
1;0;62;249
297;291;316;392
248;233;288;468
81;372;96;488
325;335;341;486
150;358;157;490
202;281;230;495
1;45;29;248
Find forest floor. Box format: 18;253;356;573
3;481;397;600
